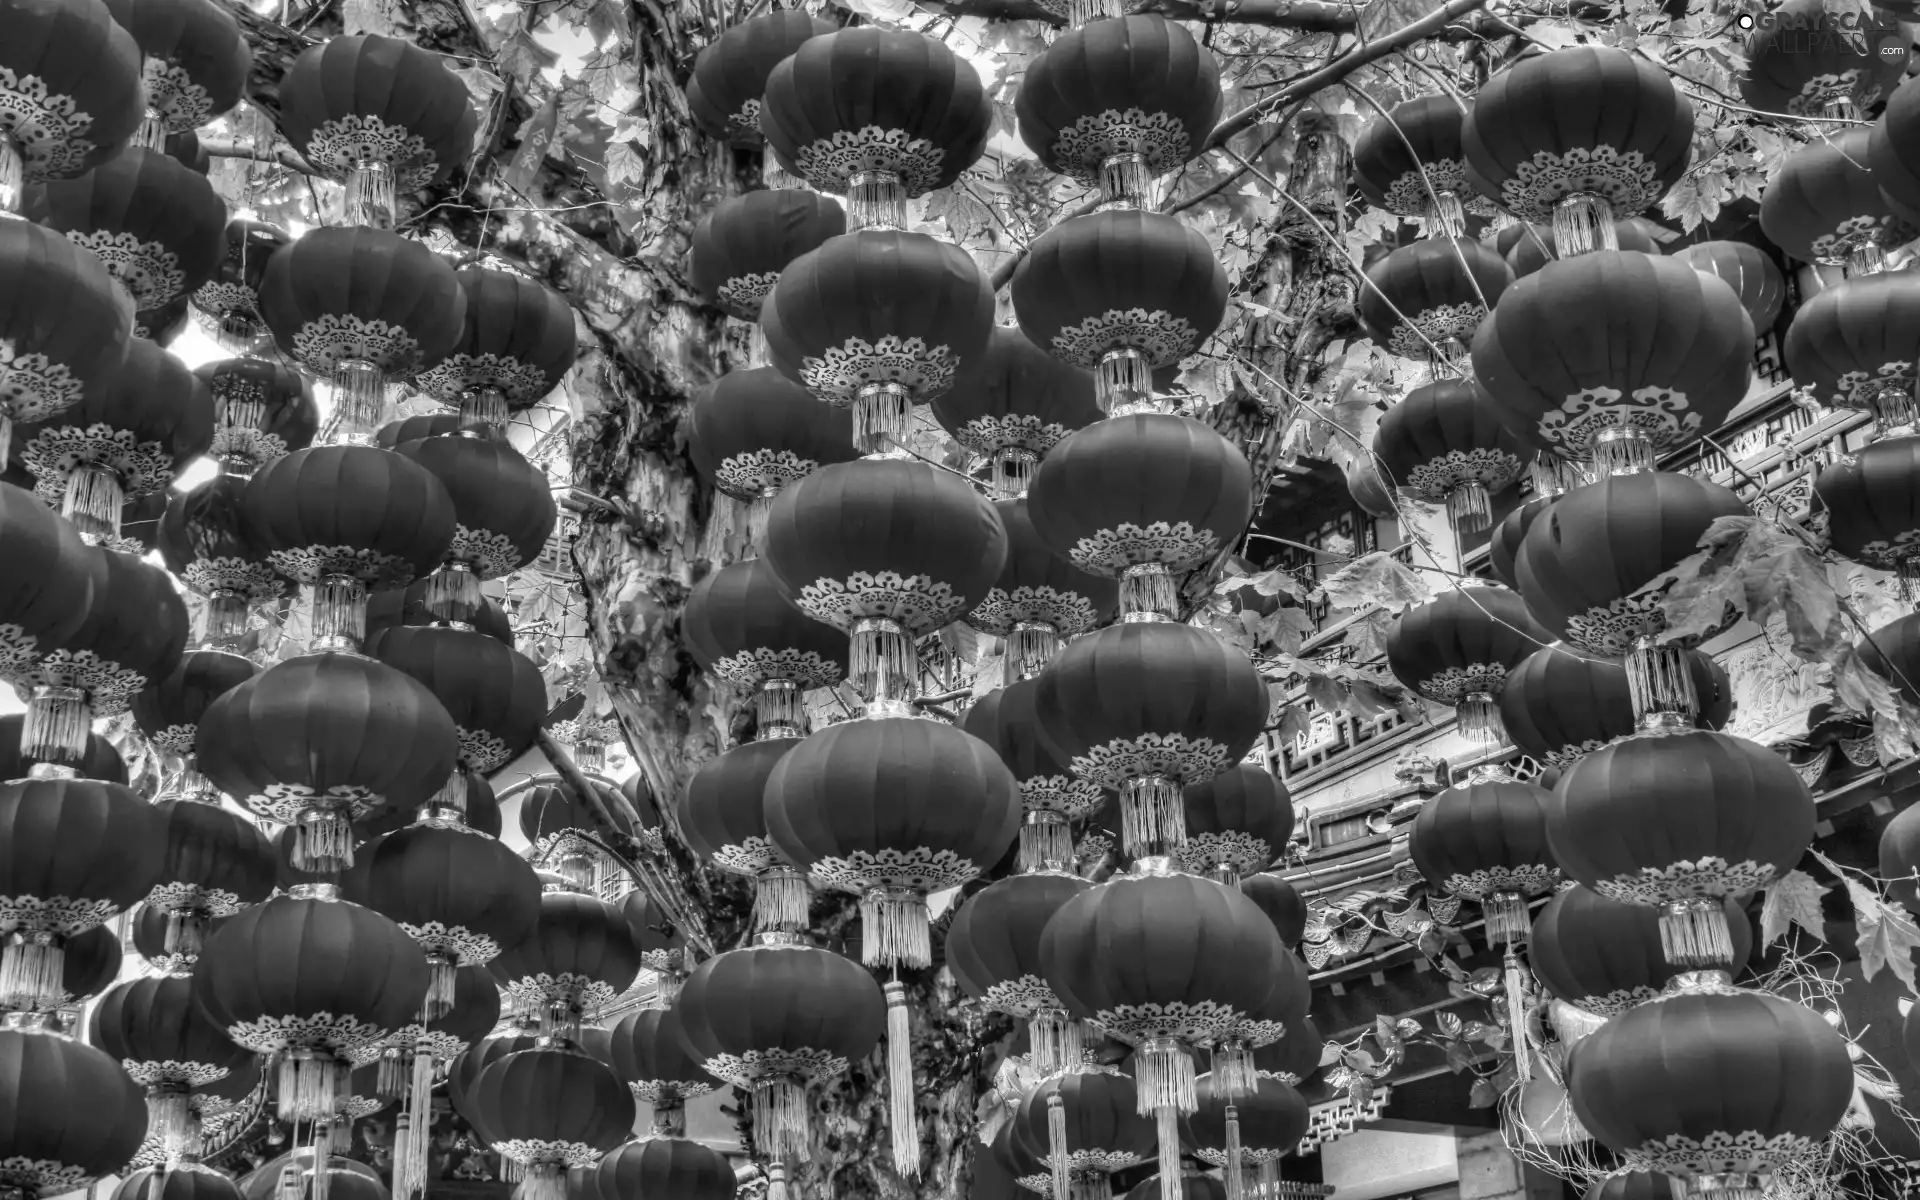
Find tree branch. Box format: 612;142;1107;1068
923;0;1363;30
199;137;317;173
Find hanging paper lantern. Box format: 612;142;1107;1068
765;716;1022;969
760;27;991;229
1015;16;1221;207
98;0;249;146
193;892;430;1125
21;147;225;313
1470;252;1752;475
685;10;832;146
278;34;478;228
18;923;116;1013
1548;730;1813;968
132;648;269;863
1358;237;1511;368
1874;75;1920;226
156;475;287;650
1515;472;1750;727
190;218;288;352
1372;377;1532;538
1176;765;1295;885
446;1022;544;1123
370;624;546;790
137;796;274;971
1026;414;1252;619
688;370;859;542
1180;1074;1309;1200
124;1058;256;1170
135;294;192;346
366;575;513;647
361;962;500;1200
465;1045;635;1200
1040;872;1286;1200
622;889;691;1000
1670;241;1785;332
90;974;251;1158
1352;94;1496;235
192;358;320;479
517;778;640;888
1011;210;1227;415
13;335;213;546
0;713;123;784
760;229;996;454
933;326;1105;498
390;435;557;623
947;872;1094;1075
1815;435;1920;590
196;652;461;873
240;1154;381;1200
0;0;145;194
1568;988;1851;1200
1530;885;1751;1017
607;1006;715;1136
1035;621;1265;861
1203;944;1310;1101
1239;874;1305;947
0;483;98;726
485;890;642;1036
677;740;809;934
0;221;137;463
1010;1067;1154;1200
1487;494;1552;588
968;499;1118;684
682;558;846;741
257;228;466;443
1410;778;1558;944
1501;218;1661;280
1584;1176;1684;1200
1499;642;1731;771
1462;46;1693;251
575;1137;736;1200
676;940;885;1162
763;458;1007;707
691;190;848;322
1385;586;1548;745
1741;0;1907;118
1784;270;1920;433
962;679;1108;873
0;1027;149;1197
1760;129;1914;273
1251;1013;1319;1086
410;268;578;439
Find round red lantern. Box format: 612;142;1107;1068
685;11;832;147
190;218;287;353
0;1027;149;1196
606;1006;715;1135
1385;586;1549;745
1671;241;1785;332
465;1045;635;1200
1530;885;1751;1017
947;872;1094;1074
1358;237;1511;367
691;190;847;322
1741;0;1907;119
389;434;557;624
1760;129;1913;273
1352;94;1495;234
193;357;319;478
0;0;145;190
1371;377;1533;538
962;679;1107;872
933;325;1104;498
0;221;137;464
1499;642;1731;771
411;267;577;439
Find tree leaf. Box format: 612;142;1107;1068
1313;551;1430;614
1435;1011;1464;1038
1830;860;1920;994
1759;869;1830;946
1467;1077;1499;1108
1273;703;1312;746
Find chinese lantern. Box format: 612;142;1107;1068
1371;377;1532;539
682;558;847;741
1499;642;1731;771
622;889;691;1001
1500;218;1661;280
760;229;996;454
684;9;832;184
759;27;991;230
90;974;252;1158
1240;874;1305;947
947;872;1093;1075
193;358;319;479
156;476;286;650
1015;16;1221;208
1462;46;1692;254
361;962;500;1200
446;1022;543;1124
465;1045;635;1200
1784;270;1920;434
691;190;847;324
967;499;1118;684
1670;241;1785;332
962;679;1108;873
1251;1013;1320;1086
486;889;642;1037
688;370;859;544
607;1006;715;1137
0;713;122;785
0;0;145;206
517;778;639;888
933;326;1105;498
277;34;478;228
678;740;810;934
1487;495;1552;587
1177;765;1295;886
97;0;249;149
1548;730;1813;968
366;575;513;647
1011;210;1227;415
1204;944;1309;1101
1759;129;1912;274
1358;237;1511;370
190;218;288;353
370;624;546;811
1180;1074;1309;1200
1351;94;1494;236
576;1138;736;1200
0;484;98;756
1742;0;1907;119
1816;435;1920;592
0;221;136;464
1530;885;1751;1018
388;435;557;624
410;267;577;439
0;1027;149;1196
1386;586;1548;745
1568;987;1852;1200
256;228;466;443
1011;1067;1154;1200
1874;75;1920;226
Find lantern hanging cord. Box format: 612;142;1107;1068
1341;84;1495;303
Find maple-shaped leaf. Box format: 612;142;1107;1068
1344;608;1396;663
1255;606;1317;655
1313;551;1430;614
1467;1077;1499;1108
1272;701;1311;745
1831;860;1920;994
1760;869;1830;946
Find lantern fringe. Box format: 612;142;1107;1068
1019;813;1075;874
993;449;1039;500
163;910;210;958
1588;425;1655;479
425;955;458;1020
1133;1040;1197;1117
1028;1010;1083;1077
311;1121;335;1200
1550;192;1617;257
861;888;931;970
1445;480;1493;539
513;1161;569;1200
1071;1176;1109;1200
147;1085;193;1157
764;1161;790;1200
555;852;598;893
1047;1088;1071;1200
852;382;913;456
752;1079;811;1162
1626;641;1699;731
1692;1174;1764;1200
1120;777;1187;861
1094;348;1153;416
752;681;807;741
1503;948;1531;1086
846;172;907;233
309;574;369;654
1211;1043;1257;1099
752;867;811;935
499;1156;523;1184
376;1049;408;1101
344;161;398;230
1097;153;1153;210
457;387;510;441
277;1163;304;1200
762;146;799;191
0;133;16;216
1660;899;1736;970
0;931;64;1011
327;359;391;445
293;809;357;874
1224;1105;1245;1200
1005;622;1061;685
0;415;9;473
1119;564;1179;622
651;971;684;1009
1455;695;1504;748
1483;893;1529;948
62;463;125;544
423;563;483;627
885;981;921;1179
651;1097;687;1138
1155;1109;1185;1200
1424;190;1468;239
395;1042;435;1200
278;1050;347;1123
1258;1161;1278;1200
1528;455;1582;498
23;685;91;774
850;618;918;711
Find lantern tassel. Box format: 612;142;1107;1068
0;414;9;474
514;1161;569;1200
884;980;920;1178
1224;1105;1246;1200
861;887;931;970
850;618;918;712
751;1079;811;1162
343;161;398;230
752;681;807;741
1503;947;1531;1085
1046;1087;1071;1200
1119;776;1187;861
457;387;510;440
1550;193;1618;257
1258;1161;1278;1200
752;866;811;935
993;449;1040;500
278;1050;346;1123
277;1162;304;1200
1211;1041;1257;1100
1133;1039;1197;1117
1155;1112;1184;1200
1094;348;1153;416
1659;898;1736;969
1626;640;1699;732
1119;564;1179;621
846;171;907;234
310;1121;334;1200
1445;480;1493;538
499;1156;522;1184
0;132;19;217
326;359;391;446
1588;424;1655;479
0;931;64;1010
1019;812;1075;874
376;1049;408;1101
61;462;125;544
1455;694;1504;747
22;685;92;774
163;910;210;959
1693;1173;1764;1200
852;381;913;456
764;1162;790;1200
651;1096;687;1139
425;955;458;1020
423;563;483;627
1027;1009;1083;1077
1483;892;1528;948
1005;622;1061;684
147;1085;193;1157
292;809;356;874
397;1041;435;1200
